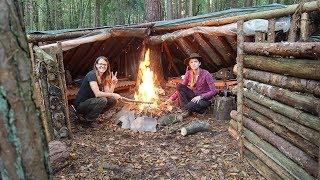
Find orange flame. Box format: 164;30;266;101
134;49;158;110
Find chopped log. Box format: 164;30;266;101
288;13;300;42
181;120;211;136
228;126;239;140
244;79;320;115
40;28;149;51
244;140;294;179
244;88;320;132
231;111;318;177
233;65;320;96
242;106;319;159
243;98;320;147
300;13;309;41
243;149;282;180
244;55;320;80
267;18;276;43
213;96;236;122
236;20;245;158
255;31;265;42
232;122;315;179
153;1;320;32
193;33;225;66
243;42;320;59
158;114;183;126
148;24;236;45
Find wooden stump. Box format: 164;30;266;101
49;140;70;172
213;96;236;122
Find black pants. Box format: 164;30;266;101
77;97;116;122
177;84;211;113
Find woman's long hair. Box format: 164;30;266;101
93;56;112;87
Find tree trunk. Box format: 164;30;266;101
244;55;320;80
230;0;237;8
245;0;253;7
0;1;50;179
244;88;320;132
94;0;101;27
166;0;174;20
181;120;211;136
45;0;54;30
231;112;318;177
189;0;193;16
234;65;320;96
244;79;320;115
145;0;162;22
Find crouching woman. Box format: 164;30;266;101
74;56;122;124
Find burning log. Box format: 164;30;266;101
242;105;319;159
243;42;320;59
181;120;211;136
244;55;320;80
244;98;320;147
230;117;315;180
234;65;320;96
244;79;320;115
244;88;320;132
231;110;318;177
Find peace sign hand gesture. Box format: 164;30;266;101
111;71;118;84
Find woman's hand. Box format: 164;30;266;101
111;71;118;84
113;93;122;100
191;96;202;103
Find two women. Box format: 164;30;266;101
166;53;218;117
74;56;121;125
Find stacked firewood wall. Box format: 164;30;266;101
230;11;320;179
31;45;73;142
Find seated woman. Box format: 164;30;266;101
74;56;122;126
165;53;218;117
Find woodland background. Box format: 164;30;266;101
21;0;306;32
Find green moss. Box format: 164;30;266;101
0;87;25;179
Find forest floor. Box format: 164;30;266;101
53;86;263;180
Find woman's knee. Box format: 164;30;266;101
177;83;186;91
107;97;117;107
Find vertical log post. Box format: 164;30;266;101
237;20;245;159
300;13;309;41
318;104;320;179
149;44;165;87
267;18;276;43
288;13;300;42
57;42;73;139
255;31;265;42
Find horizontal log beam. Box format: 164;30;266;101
244;88;320;132
39;28;149;51
242;105;319;159
243;97;320;147
231;110;318;177
153;0;320;32
243;42;320;59
244;55;320;80
233;65;320;96
244;79;320;115
230;116;315;180
148;24;236;45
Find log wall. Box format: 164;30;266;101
232;9;320;179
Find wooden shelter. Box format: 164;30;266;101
27;1;320;179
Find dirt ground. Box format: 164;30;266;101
53;87;263;180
